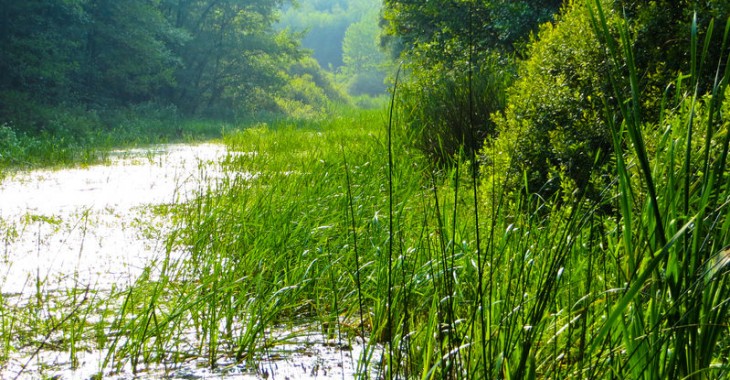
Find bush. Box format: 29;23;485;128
273;57;352;119
287;57;348;104
0;91;55;134
0;123;23;166
399;53;513;167
625;0;730;105
486;0;620;201
486;0;730;202
347;70;388;97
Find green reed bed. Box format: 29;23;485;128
107;87;730;378
582;3;730;378
106;11;730;380
0;209;121;379
0;284;116;379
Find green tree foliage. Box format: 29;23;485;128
287;57;346;103
382;0;562;63
0;0;185;105
382;0;560;165
0;1;87;101
276;56;348;118
487;0;730;201
277;0;389;99
0;0;305;130
488;0;617;200
163;0;301;116
624;0;730;97
400;55;512;166
341;9;390;95
84;0;183;103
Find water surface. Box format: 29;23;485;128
0;143;374;379
0;144;229;295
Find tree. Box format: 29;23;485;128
380;0;561;165
163;0;300;116
81;0;183;104
0;0;87;102
381;0;562;64
341;9;389;95
0;0;304;124
623;0;730;101
0;0;183;106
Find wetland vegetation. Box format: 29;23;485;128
2;0;730;379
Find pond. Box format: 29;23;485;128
0;144;372;379
0;144;229;295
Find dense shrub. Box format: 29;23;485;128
399;53;513;167
485;0;620;201
287;57;348;103
274;57;352;119
0;123;22;165
625;0;730;105
347;70;388;97
383;0;560;169
485;0;730;202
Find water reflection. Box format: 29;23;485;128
0;144;230;294
0;143;377;380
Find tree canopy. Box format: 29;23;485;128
278;0;379;70
381;0;562;65
379;0;561;164
0;0;305;128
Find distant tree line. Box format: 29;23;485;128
278;0;390;96
0;0;312;131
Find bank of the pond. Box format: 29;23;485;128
0;114;243;174
0;118;385;379
1;104;728;379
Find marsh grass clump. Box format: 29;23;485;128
0;286;114;377
399;55;512;169
98;108;425;374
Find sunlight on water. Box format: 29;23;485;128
4;327;375;380
0;144;376;380
0;144;230;294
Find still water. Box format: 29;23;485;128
0;144;228;295
0;144;369;379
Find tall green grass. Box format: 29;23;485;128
2;4;726;378
583;1;730;378
105;44;730;380
84;7;730;379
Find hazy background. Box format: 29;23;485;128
278;0;390;96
